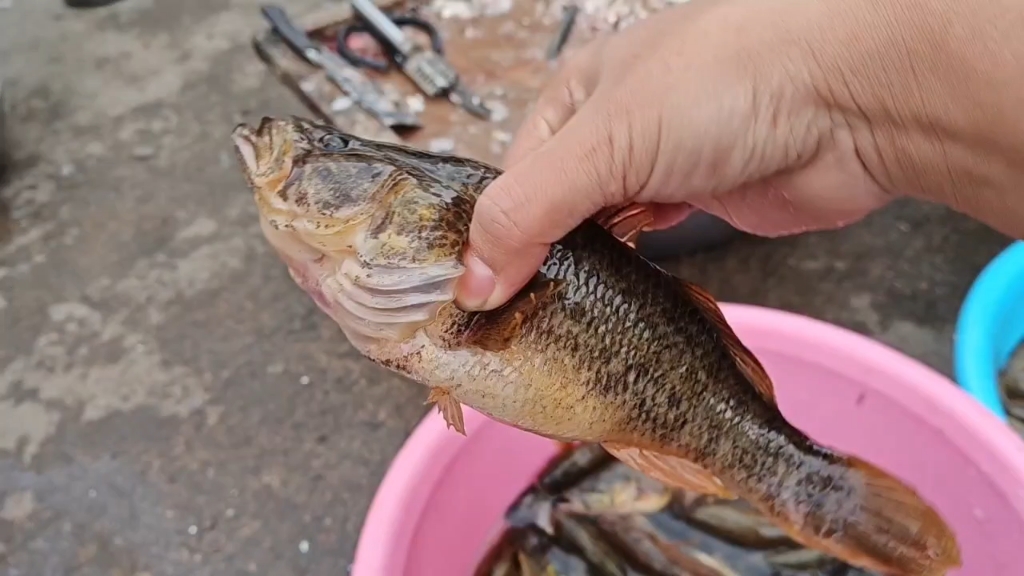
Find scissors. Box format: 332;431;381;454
335;12;446;73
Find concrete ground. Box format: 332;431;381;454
0;1;1014;575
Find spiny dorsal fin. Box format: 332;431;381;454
678;280;777;405
603;442;736;500
592;203;655;248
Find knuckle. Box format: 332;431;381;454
474;182;532;250
597;89;659;201
562;75;590;112
532;105;562;143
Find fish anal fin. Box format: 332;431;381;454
592;203;655;248
679;280;777;405
463;278;563;353
427;387;466;436
603;442;736;500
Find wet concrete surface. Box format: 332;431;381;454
0;1;1015;575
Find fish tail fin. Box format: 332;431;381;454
774;454;962;576
844;455;962;575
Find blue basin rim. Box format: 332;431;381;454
954;240;1024;421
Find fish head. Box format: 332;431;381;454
231;116;405;240
232;116;494;344
232;115;496;264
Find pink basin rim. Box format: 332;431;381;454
353;303;1024;575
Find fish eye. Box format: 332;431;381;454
318;134;349;152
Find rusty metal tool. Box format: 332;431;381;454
260;4;422;132
345;0;492;120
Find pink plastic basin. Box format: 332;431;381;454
353;304;1024;576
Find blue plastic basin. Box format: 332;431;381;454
954;240;1024;420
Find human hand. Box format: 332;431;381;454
457;0;1024;311
456;0;892;310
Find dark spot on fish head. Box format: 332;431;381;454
283;157;397;223
257;117;437;228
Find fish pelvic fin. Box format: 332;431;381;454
602;442;736;500
426;387;466;435
768;456;962;576
678;279;777;405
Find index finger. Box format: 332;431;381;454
502;40;605;168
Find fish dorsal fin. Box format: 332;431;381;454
603;442;736;500
592;203;655;248
463;278;564;352
678;280;777;405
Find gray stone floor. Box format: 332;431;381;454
0;1;1014;575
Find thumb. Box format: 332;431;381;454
457;97;649;311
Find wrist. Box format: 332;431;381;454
809;0;1024;236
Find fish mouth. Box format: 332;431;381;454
232;117;325;229
231;117;274;175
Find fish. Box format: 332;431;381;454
552;458;673;518
669;494;797;551
536;443;617;495
550;512;635;576
519;525;596;576
999;348;1024;400
505;440;614;528
557;478;672;517
508;443;616;530
760;547;847;574
476;529;526;576
232;116;962;576
593;513;741;576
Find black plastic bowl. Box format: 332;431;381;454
634;210;743;260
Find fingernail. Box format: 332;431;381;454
456;253;496;311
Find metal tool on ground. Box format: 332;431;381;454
260;4;422;132
337;14;445;73
64;0;126;7
547;4;580;60
341;0;492;120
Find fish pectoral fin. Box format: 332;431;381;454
592;202;655;248
602;442;736;500
426;387;466;436
462;278;564;353
678;279;778;405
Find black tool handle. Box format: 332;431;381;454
337;15;445;71
261;4;318;57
